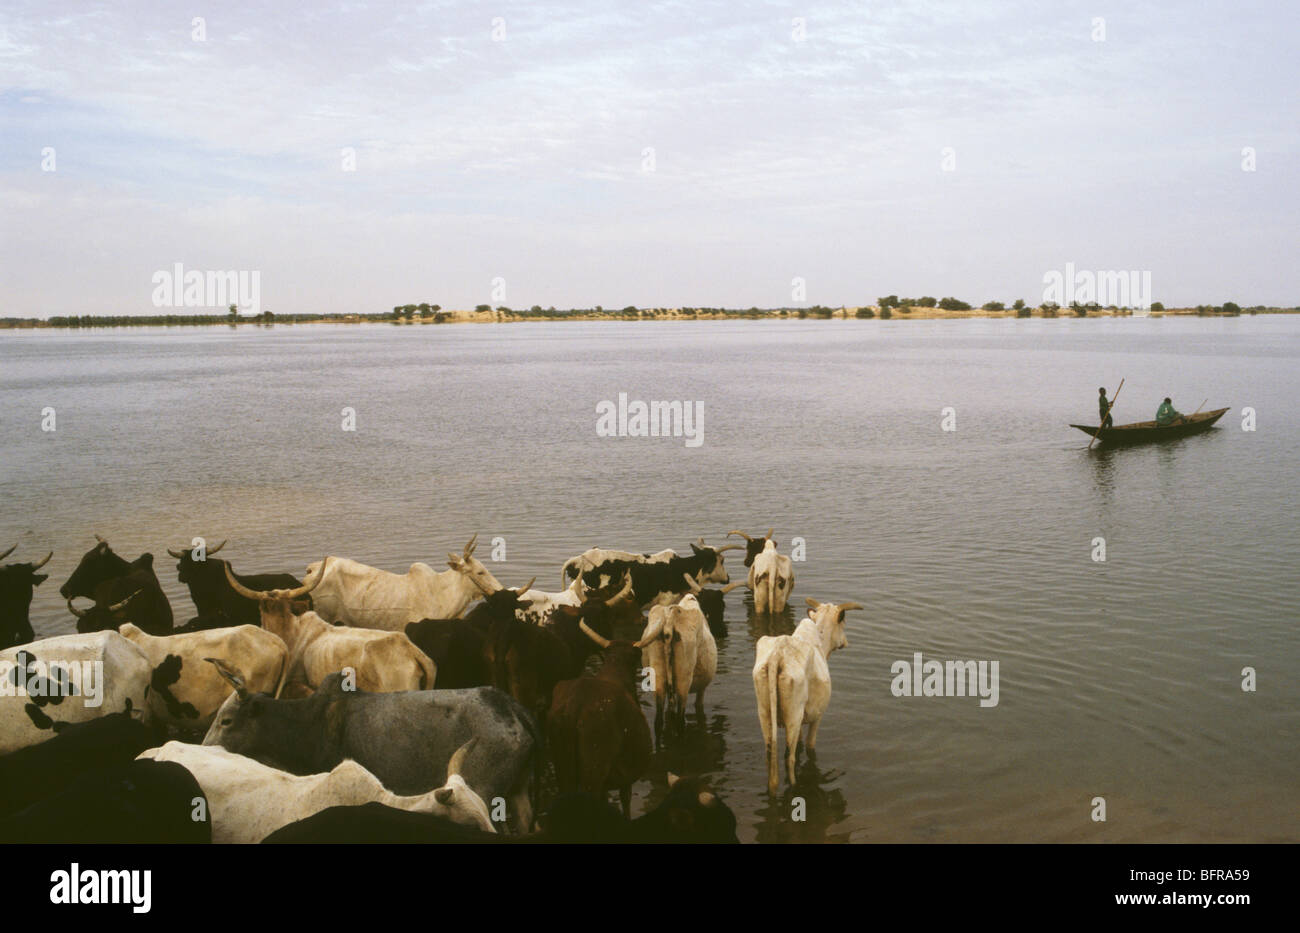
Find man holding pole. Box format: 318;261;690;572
1098;387;1114;429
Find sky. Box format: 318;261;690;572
1;0;1296;316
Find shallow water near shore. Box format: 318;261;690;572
2;316;1297;842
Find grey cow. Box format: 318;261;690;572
202;668;542;832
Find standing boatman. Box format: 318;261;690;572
1098;387;1114;429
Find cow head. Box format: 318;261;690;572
427;739;496;833
67;587;145;633
577;599;658;692
803;597;863;657
552;572;633;641
445;534;505;596
727;529;775;567
201;659;288;762
222;560;322;633
60;536;133;600
655;773;740;843
688;538;740;585
680;572;743;638
0;547;52;649
167;539;227;585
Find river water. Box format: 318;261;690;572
2;316;1296;842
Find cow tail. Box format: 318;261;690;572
272;641;296;699
767;654;781;793
415;648;436;690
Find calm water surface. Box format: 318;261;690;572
2;317;1296;842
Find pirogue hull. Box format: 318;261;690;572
1070;408;1229;446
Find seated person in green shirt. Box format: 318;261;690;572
1155;397;1183;425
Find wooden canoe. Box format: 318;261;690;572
1070;407;1230;445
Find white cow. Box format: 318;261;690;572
224;564;436;695
117;623;288;730
749;539;794;614
752;597;862;793
639;589;716;737
0;632;153;754
138;739;493;843
306;535;504;630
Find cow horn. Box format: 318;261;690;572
286;559;326;599
634;615;664;648
578;621;611;649
205;658;250;700
714;544;743;554
108;589;144;613
31;551;52;570
837;602;864;612
604;572;634;607
0;544;16;562
517;577;536;594
447;738;477;777
66;598;87;619
720;580;746;594
224;562;268;599
765;528;774;540
167;547;185;559
94;534;106;544
682;572;701;594
208;539;227;556
463;534;478;559
805;597;823;609
726;530;755;542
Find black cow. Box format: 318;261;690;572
403;586;536;689
484;594;616;721
262;774;738;844
0;546;51;649
0;759;210;843
0;707;160;818
568;541;740;609
168;541;308;627
60;537;173;635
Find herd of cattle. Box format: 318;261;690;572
0;530;860;843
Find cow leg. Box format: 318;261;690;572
805;716;821;751
782;700;806;788
694;688;706;720
654;692;665;746
618;785;632;819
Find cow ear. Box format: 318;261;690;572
434;787;454;805
666;772;680;787
690;544;702;556
32;574;47;586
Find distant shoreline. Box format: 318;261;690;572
2;304;1297;329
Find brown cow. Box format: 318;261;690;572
547;621;653;817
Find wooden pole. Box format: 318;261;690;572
1191;398;1208;415
1089;378;1124;449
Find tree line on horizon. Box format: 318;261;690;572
3;299;1286;329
